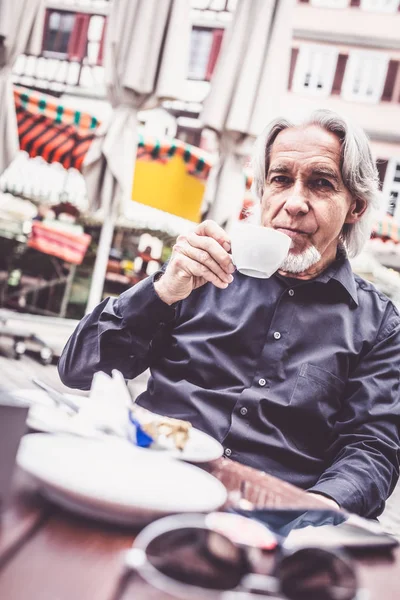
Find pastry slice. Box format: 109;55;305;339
130;404;192;451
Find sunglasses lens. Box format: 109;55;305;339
277;548;358;600
146;527;249;590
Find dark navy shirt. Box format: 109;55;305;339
59;255;400;517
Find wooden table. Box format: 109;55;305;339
0;460;399;600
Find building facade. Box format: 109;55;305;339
10;0;400;219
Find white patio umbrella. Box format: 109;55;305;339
0;0;45;174
84;0;190;312
200;0;294;226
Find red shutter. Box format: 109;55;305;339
288;48;299;91
381;60;399;102
376;160;388;190
331;53;348;95
41;9;52;52
205;29;224;81
350;0;361;6
97;17;107;66
68;13;90;61
298;0;310;3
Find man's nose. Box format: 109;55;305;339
283;184;309;216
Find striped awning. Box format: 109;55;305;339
136;133;213;180
13;86;215;183
372;215;400;243
14;87;99;171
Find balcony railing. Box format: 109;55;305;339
12;54;105;97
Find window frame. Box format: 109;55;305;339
187;26;224;81
292;44;339;96
42;9;77;58
360;0;400;12
42;8;106;65
341;50;389;103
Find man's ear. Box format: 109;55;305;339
345;197;367;224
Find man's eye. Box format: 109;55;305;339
271;176;290;184
313;178;333;188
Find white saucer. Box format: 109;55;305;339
151;427;223;463
10;388;85;406
17;434;227;526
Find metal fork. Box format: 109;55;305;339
32;378;80;413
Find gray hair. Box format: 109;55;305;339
251;109;381;257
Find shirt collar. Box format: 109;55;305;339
315;250;359;307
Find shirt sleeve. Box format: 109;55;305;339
308;307;400;517
58;273;176;390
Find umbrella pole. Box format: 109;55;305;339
60;264;76;318
85;212;116;314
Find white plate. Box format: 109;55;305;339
17;434;227;526
13;388;223;462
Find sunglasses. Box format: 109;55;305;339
125;513;359;600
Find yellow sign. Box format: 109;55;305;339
132;140;211;223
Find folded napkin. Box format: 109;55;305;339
72;370;131;439
73;370;169;448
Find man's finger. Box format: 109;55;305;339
174;241;233;284
172;250;231;289
185;232;234;274
195;220;231;252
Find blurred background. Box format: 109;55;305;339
1;0;400;327
3;0;400;538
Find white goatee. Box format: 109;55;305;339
279;245;321;274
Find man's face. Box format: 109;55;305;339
261;125;365;278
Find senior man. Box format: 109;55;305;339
59;109;400;518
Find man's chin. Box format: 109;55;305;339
280;246;322;274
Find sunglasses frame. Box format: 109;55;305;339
126;514;250;599
125;513;359;600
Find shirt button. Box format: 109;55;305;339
258;378;266;387
225;448;232;457
240;407;248;416
288;289;294;297
273;331;281;340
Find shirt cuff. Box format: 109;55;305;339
116;272;176;331
307;477;364;514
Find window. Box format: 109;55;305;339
188;27;224;80
341;51;389;103
43;11;76;56
361;0;400;12
42;10;106;65
292;45;338;96
382;159;400;217
310;0;350;7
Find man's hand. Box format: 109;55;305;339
154;220;235;305
307;492;340;510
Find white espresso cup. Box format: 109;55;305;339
230;222;291;279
